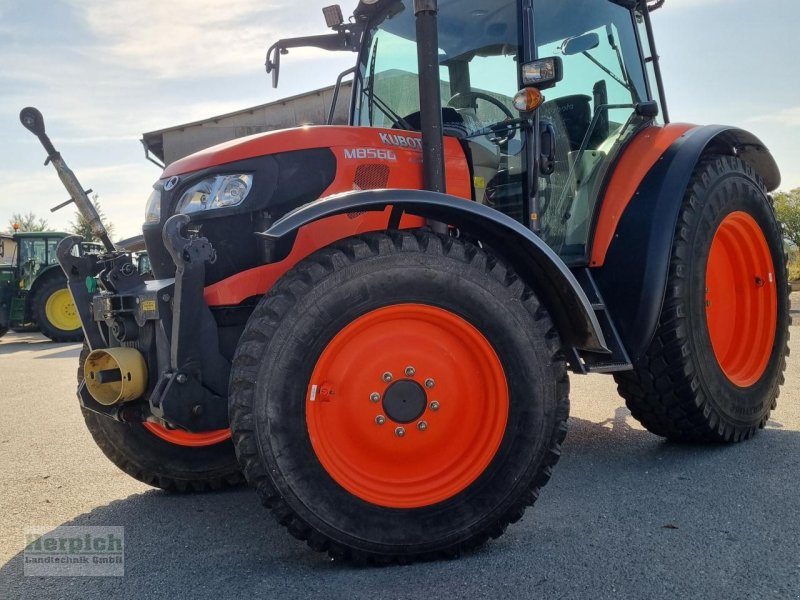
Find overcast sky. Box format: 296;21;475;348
1;0;798;240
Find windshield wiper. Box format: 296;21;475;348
367;39;379;126
362;85;413;130
606;25;641;103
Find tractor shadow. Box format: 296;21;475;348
1;409;798;599
0;332;77;356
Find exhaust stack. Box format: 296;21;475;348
414;0;446;194
19;107;116;252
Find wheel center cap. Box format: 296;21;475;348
382;379;427;424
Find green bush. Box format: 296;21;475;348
789;252;800;282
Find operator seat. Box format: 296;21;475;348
537;94;594;253
392;107;471;138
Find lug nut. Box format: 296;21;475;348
375;415;386;426
405;366;416;376
370;392;381;403
395;427;406;437
417;421;428;431
430;401;440;411
425;378;435;389
382;372;393;383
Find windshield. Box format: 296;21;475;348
354;0;521;139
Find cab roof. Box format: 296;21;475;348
11;231;70;238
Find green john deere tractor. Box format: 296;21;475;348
0;230;98;342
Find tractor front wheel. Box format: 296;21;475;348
229;230;569;563
78;344;243;492
32;276;83;343
616;155;790;442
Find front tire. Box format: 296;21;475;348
229;230;569;563
616;156;790;442
78;344;243;492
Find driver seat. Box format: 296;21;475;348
392;107;471;139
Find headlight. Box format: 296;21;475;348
144;187;161;224
176;174;253;215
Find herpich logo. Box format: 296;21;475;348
24;526;125;577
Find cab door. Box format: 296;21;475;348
532;0;656;263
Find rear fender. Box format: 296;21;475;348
592;125;780;363
260;189;609;354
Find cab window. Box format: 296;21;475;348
533;0;652;262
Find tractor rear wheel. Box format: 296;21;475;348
229;229;570;563
616;155;790;442
32;275;83;342
78;344;243;492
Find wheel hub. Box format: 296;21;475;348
382;379;427;424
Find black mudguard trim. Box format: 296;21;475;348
593;125;780;363
261;189;609;353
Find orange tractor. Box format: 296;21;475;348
22;0;789;563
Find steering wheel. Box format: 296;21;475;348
447;91;516;145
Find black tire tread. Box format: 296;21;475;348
229;229;570;563
77;344;244;492
615;155;790;443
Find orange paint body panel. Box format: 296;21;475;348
196;127;472;306
590;123;696;267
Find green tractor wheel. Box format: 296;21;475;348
32;276;84;343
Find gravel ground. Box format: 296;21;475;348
0;294;798;599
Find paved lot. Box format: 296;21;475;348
1;294;798;599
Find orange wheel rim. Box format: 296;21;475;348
143;422;231;447
705;211;778;387
306;304;509;509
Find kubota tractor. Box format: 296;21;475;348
22;0;789;563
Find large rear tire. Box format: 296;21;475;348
616;156;790;442
32;275;83;343
229;230;569;563
78;344;243;492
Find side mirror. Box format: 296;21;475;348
560;32;600;56
20;107;47;137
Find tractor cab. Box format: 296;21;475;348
349;0;662;263
14;231;70;290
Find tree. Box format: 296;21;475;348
69;195;115;243
7;212;49;233
774;188;800;249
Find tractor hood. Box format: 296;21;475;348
162;126;367;178
145;124;470;285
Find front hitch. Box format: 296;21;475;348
147;215;229;432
